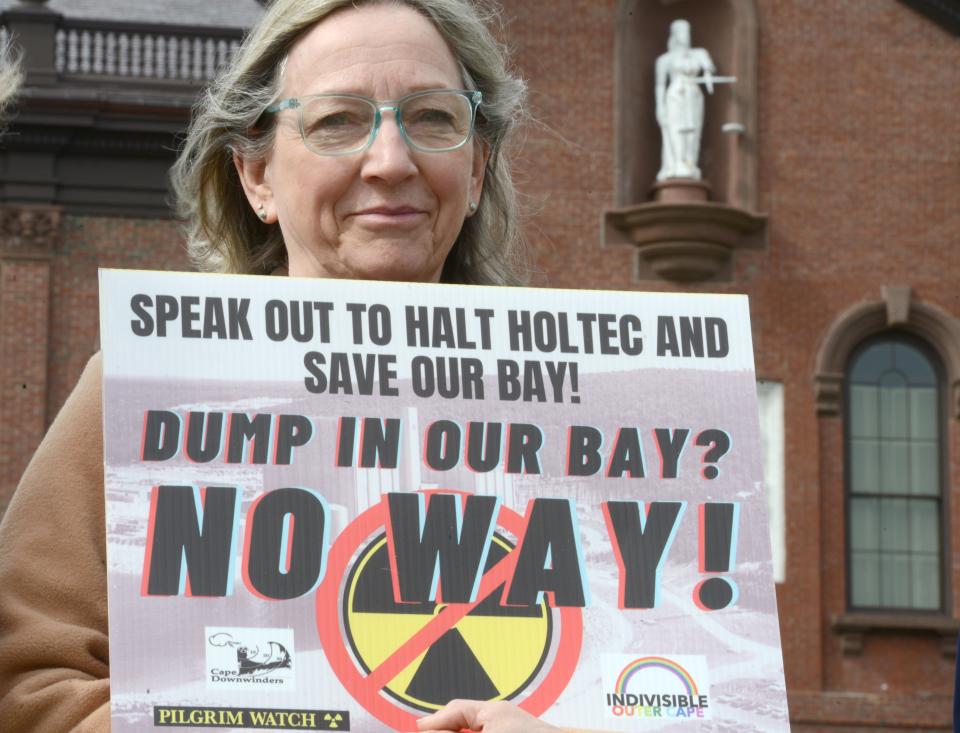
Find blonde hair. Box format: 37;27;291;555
171;0;528;285
0;37;23;122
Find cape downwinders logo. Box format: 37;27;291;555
206;627;294;690
601;654;710;721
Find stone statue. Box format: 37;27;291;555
655;20;733;181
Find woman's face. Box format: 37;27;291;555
236;3;487;282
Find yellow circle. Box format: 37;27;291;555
343;533;553;712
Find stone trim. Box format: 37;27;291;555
813;287;960;419
789;689;951;729
604;198;766;282
831;612;959;658
882;285;911;326
0;204;62;259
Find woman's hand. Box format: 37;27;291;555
416;700;562;733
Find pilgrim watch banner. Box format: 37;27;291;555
100;269;789;732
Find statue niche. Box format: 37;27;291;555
605;0;766;283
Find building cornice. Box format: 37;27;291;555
0;3;247;217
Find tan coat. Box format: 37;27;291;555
0;354;110;731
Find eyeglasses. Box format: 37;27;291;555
263;89;482;156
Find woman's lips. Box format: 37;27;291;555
350;206;428;227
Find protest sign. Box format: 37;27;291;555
100;269;789;731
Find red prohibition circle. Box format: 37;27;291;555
315;490;583;731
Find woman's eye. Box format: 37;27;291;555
410;108;456;126
315;112;354;127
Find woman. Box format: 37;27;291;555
0;1;575;731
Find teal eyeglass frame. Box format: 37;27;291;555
262;88;483;156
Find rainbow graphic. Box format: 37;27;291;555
615;656;699;698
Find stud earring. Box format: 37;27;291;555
257;205;267;221
468;202;478;213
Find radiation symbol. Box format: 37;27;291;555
322;712;343;729
343;532;552;712
316;492;583;731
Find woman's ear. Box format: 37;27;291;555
469;139;490;212
233;152;276;223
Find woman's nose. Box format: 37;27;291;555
360;116;418;184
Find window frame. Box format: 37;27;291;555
843;332;948;614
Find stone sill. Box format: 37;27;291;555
831;611;959;657
788;689;951;728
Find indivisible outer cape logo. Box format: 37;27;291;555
205;626;295;690
601;654;711;720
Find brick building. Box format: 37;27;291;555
1;0;958;730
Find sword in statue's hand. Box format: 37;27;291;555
690;75;737;94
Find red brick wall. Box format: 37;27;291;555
0;215;189;515
0;259;51;517
46;216;191;420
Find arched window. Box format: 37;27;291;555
846;336;944;611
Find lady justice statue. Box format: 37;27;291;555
655;19;734;181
